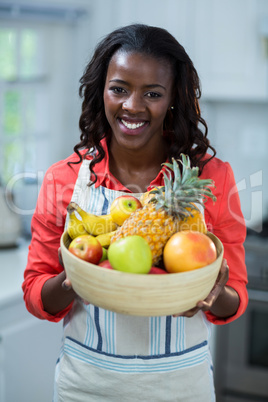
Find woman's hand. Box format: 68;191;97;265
58;247;73;291
173;258;234;318
59;247;90;305
41;248;77;315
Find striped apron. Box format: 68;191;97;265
53;159;215;402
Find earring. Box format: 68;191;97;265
170;106;174;110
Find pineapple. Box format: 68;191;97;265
111;154;216;265
139;187;164;206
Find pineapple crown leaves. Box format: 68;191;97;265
149;154;216;219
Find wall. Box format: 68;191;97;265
77;0;268;228
1;0;267;399
5;0;268;227
201;100;268;230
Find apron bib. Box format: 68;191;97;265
53;159;215;402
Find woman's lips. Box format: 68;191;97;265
121;119;146;130
118;118;148;134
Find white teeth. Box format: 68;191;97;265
121;119;145;130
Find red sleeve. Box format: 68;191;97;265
201;158;248;325
22;154;82;322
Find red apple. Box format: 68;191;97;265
98;260;114;270
110;195;142;226
68;235;103;265
149;266;168;274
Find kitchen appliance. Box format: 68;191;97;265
0;187;21;247
214;221;268;402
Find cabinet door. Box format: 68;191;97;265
193;0;268;100
0;311;62;402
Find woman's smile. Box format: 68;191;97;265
120;119;146;130
117;117;149;135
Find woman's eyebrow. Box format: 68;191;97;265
109;79;166;90
109;79;128;85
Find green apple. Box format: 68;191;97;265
108;235;152;274
99;247;108;263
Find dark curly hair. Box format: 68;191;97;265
72;23;216;183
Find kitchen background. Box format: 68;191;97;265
0;0;267;401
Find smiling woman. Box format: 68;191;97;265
104;53;173;126
103;51;174;189
22;23;248;402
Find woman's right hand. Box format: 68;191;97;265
41;248;76;315
58;247;73;291
58;247;90;305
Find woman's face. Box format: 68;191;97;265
103;51;174;152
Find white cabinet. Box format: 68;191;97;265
0;298;62;402
0;241;62;402
87;0;268;101
192;0;268;100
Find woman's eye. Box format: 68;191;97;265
146;92;161;98
110;87;126;94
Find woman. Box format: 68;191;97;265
22;24;248;401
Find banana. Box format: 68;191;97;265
95;230;117;248
67;208;88;239
67;202;118;236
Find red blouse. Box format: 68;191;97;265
22;140;248;324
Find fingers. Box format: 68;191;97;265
62;278;72;291
218;258;229;286
196;300;211;311
170;259;231;318
82;299;91;306
175;260;231;316
196;259;230;311
58;247;64;267
173;306;200;318
58;247;73;290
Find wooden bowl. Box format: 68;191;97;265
60;231;223;316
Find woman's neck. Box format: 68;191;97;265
108;138;167;192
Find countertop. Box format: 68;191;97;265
0;238;31;308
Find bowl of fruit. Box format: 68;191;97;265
60;155;224;316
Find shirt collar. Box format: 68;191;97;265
89;138;168;193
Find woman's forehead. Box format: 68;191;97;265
106;51;173;84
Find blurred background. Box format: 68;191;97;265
0;1;267;401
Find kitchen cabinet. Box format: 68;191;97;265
0;300;62;402
193;0;268;101
0;241;62;402
88;0;268;101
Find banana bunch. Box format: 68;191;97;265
67;207;88;239
67;202;118;247
66;195;142;249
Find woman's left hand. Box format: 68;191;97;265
173;258;229;318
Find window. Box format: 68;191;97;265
0;24;49;185
0;5;85;237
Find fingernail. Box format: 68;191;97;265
62;281;71;291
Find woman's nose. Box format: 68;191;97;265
122;93;145;113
